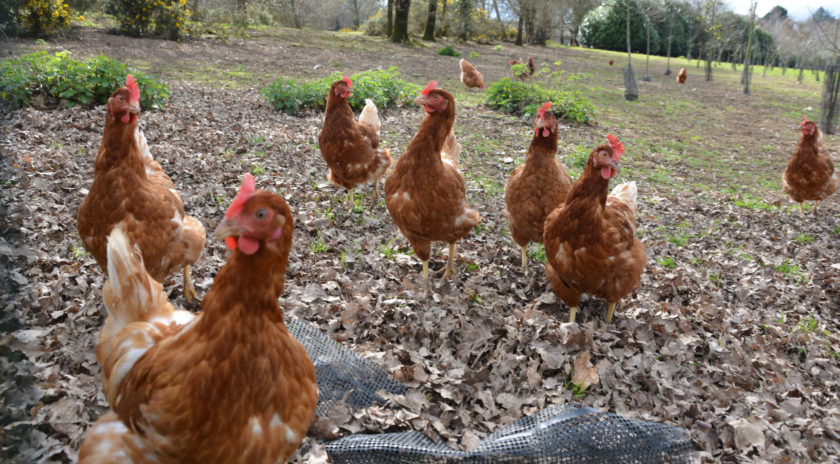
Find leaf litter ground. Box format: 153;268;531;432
1;28;839;463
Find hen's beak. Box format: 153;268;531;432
214;217;242;240
607;158;622;174
413;95;429;107
128;101;141;115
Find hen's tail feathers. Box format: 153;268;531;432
102;223;173;331
134;127;152;160
359;99;381;137
441;131;462;171
609;181;638;213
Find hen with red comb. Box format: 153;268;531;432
543;135;645;323
504;101;572;274
385;82;480;295
319;77;393;207
784;116;839;213
77;75;206;301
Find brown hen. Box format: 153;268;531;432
77;75;205;301
79;174;317;464
504;102;572;274
385;81;480;294
543;135;646;323
783;117;839;213
319;77;392;206
459;58;485;90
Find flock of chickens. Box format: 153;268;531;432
69;53;838;461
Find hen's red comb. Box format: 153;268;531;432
421;80;438;95
509;60;516;65
225;173;256;219
801;115;808;126
537;102;552;117
342;75;352;88
126;75;140;104
606;134;624;158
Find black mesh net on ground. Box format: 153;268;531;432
287;317;696;463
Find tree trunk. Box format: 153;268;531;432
390;0;410;43
819;63;840;134
386;0;394;37
665;14;673;75
742;1;756;94
422;0;437;41
515;13;523;46
642;19;651;81
624;1;638;100
351;0;361;29
458;0;472;42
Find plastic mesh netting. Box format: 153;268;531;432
287;317;695;463
287;317;407;415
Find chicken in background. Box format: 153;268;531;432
76;75;205;301
677;68;687;84
527;56;536;76
385;81;480;294
543;135;646;323
79;174;317;464
459;58;485;90
318;77;393;206
783;116;839;213
504;103;572;274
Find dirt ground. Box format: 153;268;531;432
1;27;839;463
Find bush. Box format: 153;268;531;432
16;0;82;36
262;67;421;116
485;78;595;124
0;50;170;109
106;0;188;39
438;45;460;57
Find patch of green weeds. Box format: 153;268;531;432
310;232;328;253
527;243;547;263
773;259;809;284
438;45;461;57
658;256;677;268
251;164;265;175
564;379;589;399
794;233;814;244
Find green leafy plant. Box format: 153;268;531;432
564;379;589;399
493;45;503;51
261;67;421;116
106;0;189;39
658;256;677;268
251;164;265;175
565;144;590;169
438;45;461;57
0;50;170;109
485;77;595;123
468;51;480;58
794;233;814;244
310;232;328;253
527;243;547;263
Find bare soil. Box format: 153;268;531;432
1;27;839;463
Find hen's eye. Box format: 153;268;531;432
255;208;268;220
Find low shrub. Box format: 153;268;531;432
106;0;189;39
0;50;170;109
12;0;84;37
485;77;595;124
261;67;421;116
438;45;460;57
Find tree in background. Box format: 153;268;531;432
390;0;409;42
579;0;655;54
456;0;473;41
623;0;638;100
422;0;437;41
741;0;756;94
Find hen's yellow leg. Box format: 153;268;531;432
441;243;457;279
521;246;528;275
183;266;196;302
569;306;578;323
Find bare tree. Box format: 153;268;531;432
422;0;437;41
741;0;756;94
390;0;410;42
624;0;639;101
386;0;394;37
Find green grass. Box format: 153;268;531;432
773;260;809;284
794;233;814;244
657;256;677;268
527;243;547;263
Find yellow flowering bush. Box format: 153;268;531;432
107;0;188;39
17;0;79;36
